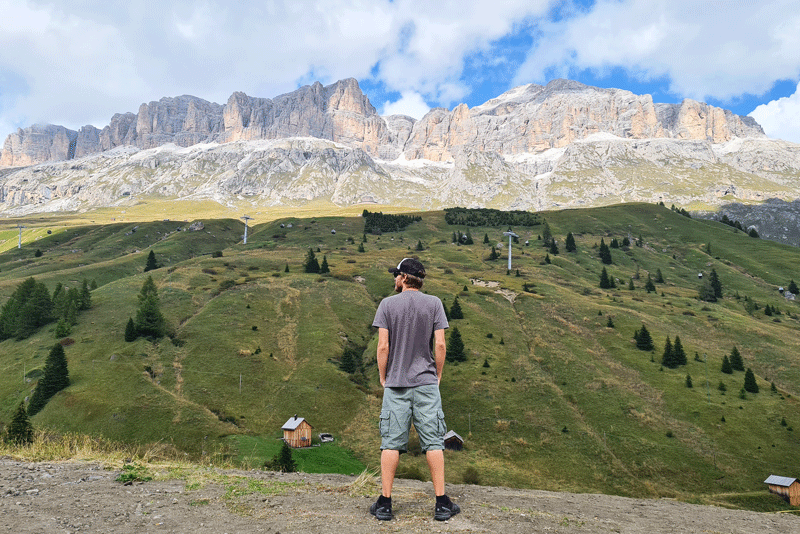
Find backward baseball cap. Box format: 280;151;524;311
388;257;426;278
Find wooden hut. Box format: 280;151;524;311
764;475;800;505
443;430;464;451
282;415;313;448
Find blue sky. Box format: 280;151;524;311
1;0;799;146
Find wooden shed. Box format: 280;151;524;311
443;430;464;451
282;415;313;448
764;475;800;506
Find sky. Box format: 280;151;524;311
1;0;800;145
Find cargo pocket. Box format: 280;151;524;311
437;410;447;437
379;410;391;438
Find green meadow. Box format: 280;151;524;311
1;203;799;511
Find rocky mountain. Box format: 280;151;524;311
1;78;798;216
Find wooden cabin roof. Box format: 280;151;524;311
764;475;798;487
282;416;312;431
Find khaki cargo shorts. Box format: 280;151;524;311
380;384;446;452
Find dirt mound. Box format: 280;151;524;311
1;458;797;533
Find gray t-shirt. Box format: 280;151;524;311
372;290;449;387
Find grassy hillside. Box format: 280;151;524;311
1;203;799;509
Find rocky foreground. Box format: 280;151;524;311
1;458;797;533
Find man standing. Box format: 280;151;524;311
369;257;460;521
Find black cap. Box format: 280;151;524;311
388;257;426;278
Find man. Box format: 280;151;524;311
369;257;460;521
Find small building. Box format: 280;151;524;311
443;430;464;451
764;475;800;506
282;415;313;448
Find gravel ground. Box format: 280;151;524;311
1;458;798;533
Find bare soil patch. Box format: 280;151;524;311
1;458;798;533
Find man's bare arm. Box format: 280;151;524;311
377;327;390;387
434;328;446;384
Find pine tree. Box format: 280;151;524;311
269;441;297;472
452;231;458;243
610;238;620;248
488;246;499;261
744;368;759;393
303;248;320;273
635;324;654;351
709;269;723;299
789;279;799;295
449;297;464;320
699;279;717;302
27;344;70;416
144;250;158;272
79;279;91;311
285;263;290;273
549;239;559;255
446;327;466;362
541;222;552;247
544;254;551;264
598;238;612;264
622;236;631;247
685;374;693;388
628;278;635;290
655;268;664;283
319;255;330;274
729;346;744;371
644;274;656;293
721;355;733;374
357;242;365;253
748;228;760;238
124;317;137;342
5;402;33;445
465;229;474;245
673;336;687;366
606;316;615;328
599;267;613;289
662;336;675;368
483;233;489;244
55;318;71;338
565;232;576;252
416;240;424;251
134;276;166;339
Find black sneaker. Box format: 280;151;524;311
370;499;393;521
434;499;460;521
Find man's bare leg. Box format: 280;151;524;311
426;449;445;496
381;449;400;497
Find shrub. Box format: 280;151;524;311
462;466;481;485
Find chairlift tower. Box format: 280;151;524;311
241;215;252;244
503;230;518;271
17;224;26;249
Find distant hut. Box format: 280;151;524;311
282;415;313;448
764;475;800;505
443;430;464;451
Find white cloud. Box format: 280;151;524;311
514;0;800;102
750;82;800;143
381;91;431;119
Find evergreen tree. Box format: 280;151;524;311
673;336;687;366
765;304;773;316
464;229;474;245
285;263;290;273
789;279;799;295
544;254;551;264
303;248;320;273
452;231;458;243
606;316;615;328
655;268;664;283
698;279;717;302
124;318;137;342
134;276;166;339
27;344;70;416
144;250;158;272
483;233;489;244
565;232;576;252
635;324;654;351
628;278;635;290
55;318;71;338
319;255;330;274
541;222;552;247
685;374;693;388
268;441;297;472
446;327;466;362
5;402;33;445
622;236;631;247
744;368;759;393
340;346;362;374
729;346;744;371
549;239;559;255
449;297;464;320
598;238;612;264
709;269;722;299
357;242;365;253
748;228;760;238
488;246;500;261
662;336;675;368
599;267;613;289
721;355;733;374
718;381;727;393
79;279;91;311
416;240;424;251
610;238;620;248
644;274;656;293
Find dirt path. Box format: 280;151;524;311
1;458;798;534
